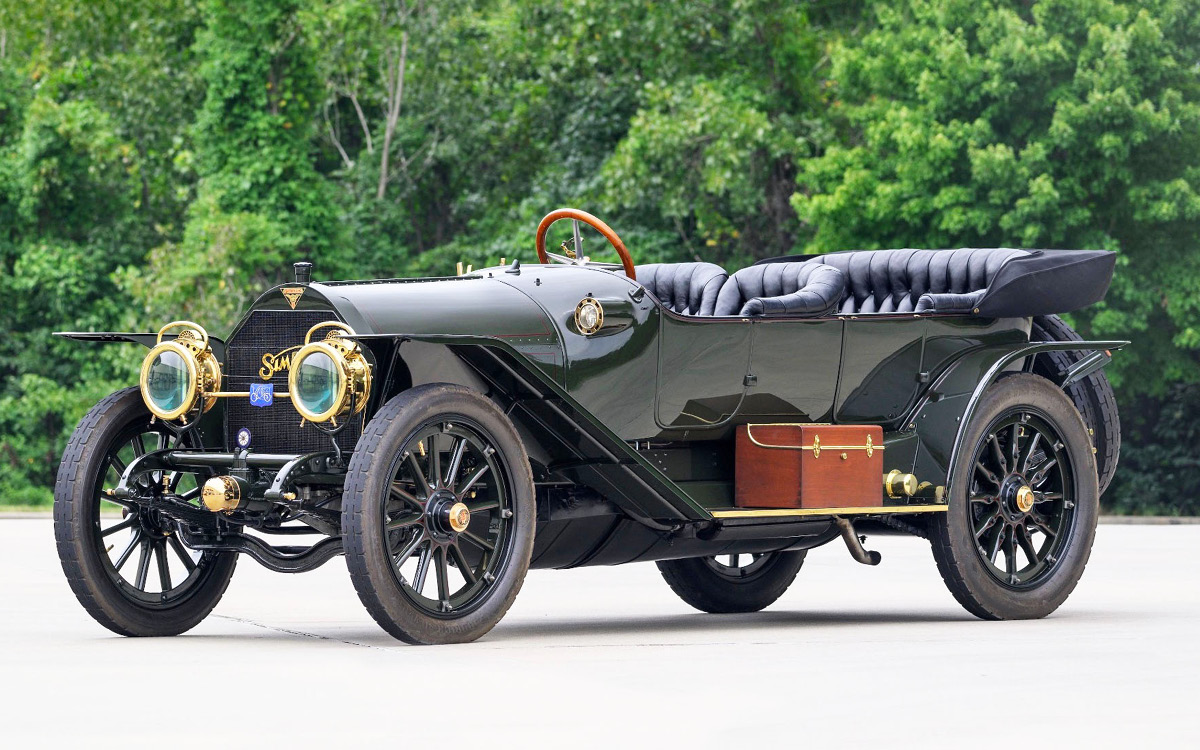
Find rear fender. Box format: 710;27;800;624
905;339;1128;497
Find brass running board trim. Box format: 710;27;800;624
711;505;948;519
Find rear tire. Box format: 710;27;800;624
1030;314;1120;496
657;551;806;614
930;374;1098;620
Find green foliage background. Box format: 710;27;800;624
0;0;1196;512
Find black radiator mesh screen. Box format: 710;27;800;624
224;309;364;454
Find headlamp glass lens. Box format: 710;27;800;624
579;302;600;331
295;351;340;416
145;349;190;414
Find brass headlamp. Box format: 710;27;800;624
138;321;221;422
287;322;372;424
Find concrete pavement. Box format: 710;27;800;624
1;519;1197;748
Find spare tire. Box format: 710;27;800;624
1029;315;1120;496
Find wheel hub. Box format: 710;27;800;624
998;476;1034;519
426;491;469;537
447;502;471;533
1015;485;1035;513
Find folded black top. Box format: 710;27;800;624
751;248;1115;318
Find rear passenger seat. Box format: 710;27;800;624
637;247;1112;319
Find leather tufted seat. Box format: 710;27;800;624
804;248;1030;315
636;262;728;316
714;262;845;317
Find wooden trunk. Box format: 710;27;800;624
735;424;884;509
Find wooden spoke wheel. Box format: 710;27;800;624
342;384;535;644
54;388;237;636
930;375;1099;620
657;550;807;614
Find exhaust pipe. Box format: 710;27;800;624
834;517;881;566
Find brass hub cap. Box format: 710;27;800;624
1015;485;1035;513
447;502;471;533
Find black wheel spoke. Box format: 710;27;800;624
1009;423;1021;473
1030;457;1058;486
450;545;477;586
178;487;200;502
435;548;451;610
405;452;432;498
1027;512;1057;538
428;435;442;490
100;495;137;512
413;545;433;594
109;454;127;475
100;516;137;538
1020;431;1042;474
113;530;143;572
386;511;423;531
973;510;1000;541
460;530;495;553
1035;492;1063;503
988;525;1005;563
465;499;499;514
969;493;993;505
988;434;1008;475
389;482;422;508
132;434;146;458
974;461;1000;487
1004;533;1018;582
444;438;467;489
459;463;491;495
392;530;426;566
155;542;172;591
134;539;152;590
167;534;197;573
1016;525;1039;566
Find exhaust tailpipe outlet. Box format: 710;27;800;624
834;517;881;566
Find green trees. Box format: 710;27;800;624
0;0;1195;511
791;0;1200;509
794;0;1200;391
126;0;340;329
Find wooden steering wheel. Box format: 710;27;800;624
535;208;637;281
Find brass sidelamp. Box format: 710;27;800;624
138;321;222;422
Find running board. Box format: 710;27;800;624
710;504;948;519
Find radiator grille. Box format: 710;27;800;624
224;309;364;454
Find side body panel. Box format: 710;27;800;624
741;318;842;424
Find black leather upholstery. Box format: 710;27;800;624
804;248;1029;314
636;262;728;316
714;262;845;317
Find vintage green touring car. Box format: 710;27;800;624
54;208;1125;644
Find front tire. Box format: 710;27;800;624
930;374;1099;620
342;384;536;644
657;551;806;614
54;388;237;637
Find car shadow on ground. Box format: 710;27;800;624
162;607;1119;648
188;608;979;647
482;609;975;642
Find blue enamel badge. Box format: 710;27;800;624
249;383;274;407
